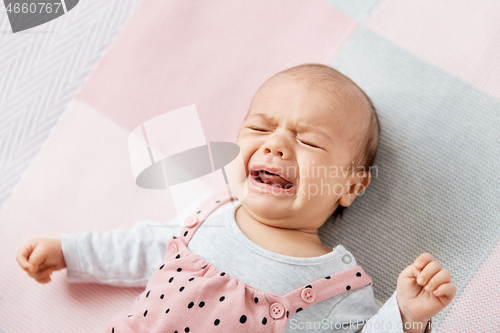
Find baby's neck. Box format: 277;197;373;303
234;205;333;258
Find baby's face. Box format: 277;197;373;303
235;77;366;230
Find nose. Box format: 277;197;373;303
263;131;291;159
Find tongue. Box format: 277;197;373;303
260;172;293;188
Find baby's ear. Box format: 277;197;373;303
338;170;371;208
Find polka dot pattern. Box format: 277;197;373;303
104;231;300;331
105;192;373;332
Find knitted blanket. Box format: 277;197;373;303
1;1;499;332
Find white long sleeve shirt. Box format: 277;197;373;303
61;195;433;333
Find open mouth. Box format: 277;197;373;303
250;169;295;191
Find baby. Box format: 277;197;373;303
16;63;455;333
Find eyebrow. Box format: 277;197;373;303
247;113;332;141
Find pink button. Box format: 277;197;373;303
184;216;198;228
169;242;178;254
269;302;285;319
300;288;315;303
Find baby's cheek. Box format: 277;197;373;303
314;175;346;198
244;144;263;167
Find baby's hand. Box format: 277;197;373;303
16;238;66;284
396;253;456;325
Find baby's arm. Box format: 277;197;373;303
15;220;178;286
60;219;179;287
17;194;212;285
321;285;429;333
60;194;211;286
321;253;455;333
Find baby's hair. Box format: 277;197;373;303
257;63;381;221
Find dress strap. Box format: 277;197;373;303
177;189;237;246
282;266;373;313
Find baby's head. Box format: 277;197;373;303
235;63;380;230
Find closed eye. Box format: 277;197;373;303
299;139;322;149
249;127;323;149
249;127;269;132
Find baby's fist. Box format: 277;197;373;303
16;238;66;284
397;253;456;324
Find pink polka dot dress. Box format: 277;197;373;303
105;191;373;333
